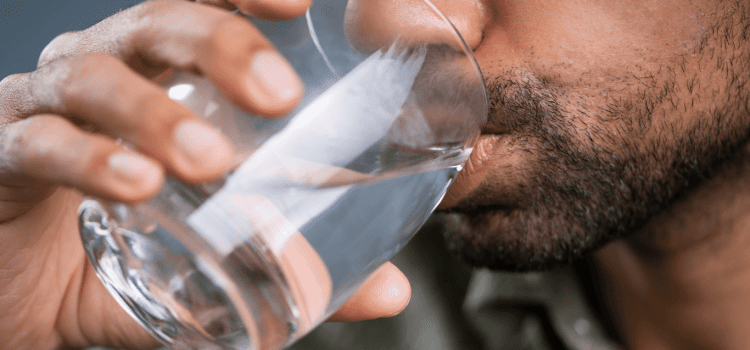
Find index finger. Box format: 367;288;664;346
38;0;304;116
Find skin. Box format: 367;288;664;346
0;0;748;349
429;0;750;269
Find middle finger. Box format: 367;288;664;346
39;0;304;116
6;54;234;183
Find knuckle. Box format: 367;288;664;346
203;15;265;58
38;31;81;68
70;53;123;77
231;0;311;20
197;0;236;11
130;0;170;33
140;0;178;12
3;117;71;169
51;54;124;108
128;91;183;138
229;0;254;14
0;73;31;119
130;90;166;120
0;73;25;90
27;54;113;112
26;62;68;112
83;141;117;178
133;0;188;36
127;0;168;24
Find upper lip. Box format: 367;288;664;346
480;115;511;134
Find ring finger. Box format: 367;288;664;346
3;54;233;183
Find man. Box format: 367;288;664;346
0;0;747;348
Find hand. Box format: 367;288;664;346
0;1;410;348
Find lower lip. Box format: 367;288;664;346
438;134;502;209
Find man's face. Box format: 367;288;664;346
352;0;750;270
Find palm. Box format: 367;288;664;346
0;185;157;349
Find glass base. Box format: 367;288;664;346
79;199;294;350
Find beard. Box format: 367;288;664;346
438;6;750;271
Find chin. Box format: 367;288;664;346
433;202;613;272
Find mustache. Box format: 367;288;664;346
403;42;488;143
482;68;571;135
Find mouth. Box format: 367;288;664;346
438;133;504;209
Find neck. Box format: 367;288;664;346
593;143;750;350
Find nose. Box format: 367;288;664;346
344;0;487;53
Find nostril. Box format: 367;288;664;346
429;0;487;50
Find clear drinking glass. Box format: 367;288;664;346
78;1;487;349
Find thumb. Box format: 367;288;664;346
327;262;411;322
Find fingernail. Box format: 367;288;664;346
250;50;303;103
108;152;161;184
173;120;233;166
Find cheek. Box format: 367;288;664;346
476;1;628;79
475;0;708;90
